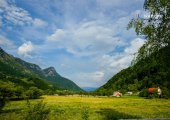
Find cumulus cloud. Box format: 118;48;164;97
101;38;145;73
46;20;128;56
47;29;66;42
124;38;145;54
0;0;146;88
17;41;34;58
0;35;14;48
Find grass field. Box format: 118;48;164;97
0;95;170;120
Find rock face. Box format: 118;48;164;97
43;67;59;77
0;47;83;91
43;67;83;91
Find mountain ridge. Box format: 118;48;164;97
0;47;83;92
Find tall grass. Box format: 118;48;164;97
0;96;170;120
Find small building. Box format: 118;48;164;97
126;91;133;95
113;91;122;97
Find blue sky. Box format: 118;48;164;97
0;0;146;88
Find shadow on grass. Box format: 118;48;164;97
97;108;141;120
0;108;22;114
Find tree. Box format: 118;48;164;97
128;0;170;61
0;81;16;111
15;86;24;99
25;87;43;99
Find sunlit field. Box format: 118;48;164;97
1;95;170;120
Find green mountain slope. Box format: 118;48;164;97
43;67;83;91
0;47;82;92
96;45;170;97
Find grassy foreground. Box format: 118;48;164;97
0;95;170;120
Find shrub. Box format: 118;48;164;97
81;107;89;120
0;81;16;111
139;89;149;97
25;87;43;99
161;87;170;98
25;100;50;120
0;99;5;111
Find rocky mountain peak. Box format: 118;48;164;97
43;67;59;77
0;47;5;53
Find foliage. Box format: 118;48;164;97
0;81;16;99
128;0;170;62
139;89;149;97
1;96;170;119
25;100;50;120
0;99;5;111
0;81;16;111
15;86;24;99
96;45;170;98
97;0;170;98
0;47;83;93
25;87;43;99
81;107;89;120
161;87;170;98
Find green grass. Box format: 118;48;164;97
0;95;170;120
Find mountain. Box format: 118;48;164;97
96;45;170;97
82;87;97;92
0;47;82;92
43;67;83;91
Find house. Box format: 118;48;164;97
126;91;133;95
113;91;122;97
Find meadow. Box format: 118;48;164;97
0;95;170;120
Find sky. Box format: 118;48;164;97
0;0;146;88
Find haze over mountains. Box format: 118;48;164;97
0;47;83;92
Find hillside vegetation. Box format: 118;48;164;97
96;45;170;97
1;96;170;120
97;0;170;97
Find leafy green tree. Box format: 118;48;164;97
0;81;16;111
15;86;24;99
128;0;170;61
25;87;43;99
128;84;138;92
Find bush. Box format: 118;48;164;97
139;89;149;97
25;100;50;120
0;99;5;111
81;107;89;120
25;87;43;99
161;87;170;98
0;81;16;111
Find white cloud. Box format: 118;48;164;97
0;0;32;25
46;20;128;56
0;0;146;88
73;71;105;87
17;41;34;58
47;29;66;42
124;38;145;54
0;16;2;27
0;0;47;28
33;18;47;28
0;35;14;47
101;38;145;72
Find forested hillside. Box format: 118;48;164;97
96;0;170;98
0;47;82;92
96;45;170;97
